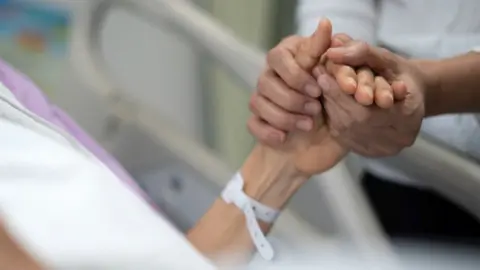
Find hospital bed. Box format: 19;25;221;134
68;0;480;264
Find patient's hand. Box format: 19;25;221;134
249;19;348;175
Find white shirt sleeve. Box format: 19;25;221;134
296;0;378;44
0;118;214;270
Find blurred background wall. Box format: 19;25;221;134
204;0;275;167
203;0;297;167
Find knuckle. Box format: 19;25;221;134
282;63;306;89
248;94;260;114
332;33;350;43
256;73;270;94
356;41;370;54
266;47;282;65
286;75;305;90
256;130;271;144
281;35;300;44
285;65;304;87
246;117;272;144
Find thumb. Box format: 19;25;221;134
295;19;332;71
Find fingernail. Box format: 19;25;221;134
304;102;321;115
317;75;330;89
305;83;321;97
347;78;357;88
296;119;313;131
381;93;394;107
363;86;373;98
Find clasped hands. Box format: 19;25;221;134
249;19;430;176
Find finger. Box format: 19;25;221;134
320;33;352;66
267;46;321;97
392;81;407;100
247;116;286;146
331;38;344;48
326;41;400;80
374;76;394;108
257;70;322;115
355;67;375;105
317;73;366;135
331;33;353;47
249;92;313;132
325;61;357;94
296;19;332;71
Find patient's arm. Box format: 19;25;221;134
188;129;346;262
188;19;348;262
187;145;308;261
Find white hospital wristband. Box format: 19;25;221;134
221;172;280;261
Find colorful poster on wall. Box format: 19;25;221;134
0;0;70;96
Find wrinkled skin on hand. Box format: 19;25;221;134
249;30;426;161
319;40;427;157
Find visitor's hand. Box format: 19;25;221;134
322;34;405;108
247;33;398;150
249;19;348;175
319;38;427;156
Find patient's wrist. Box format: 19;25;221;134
187;144;309;260
240;144;309;210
